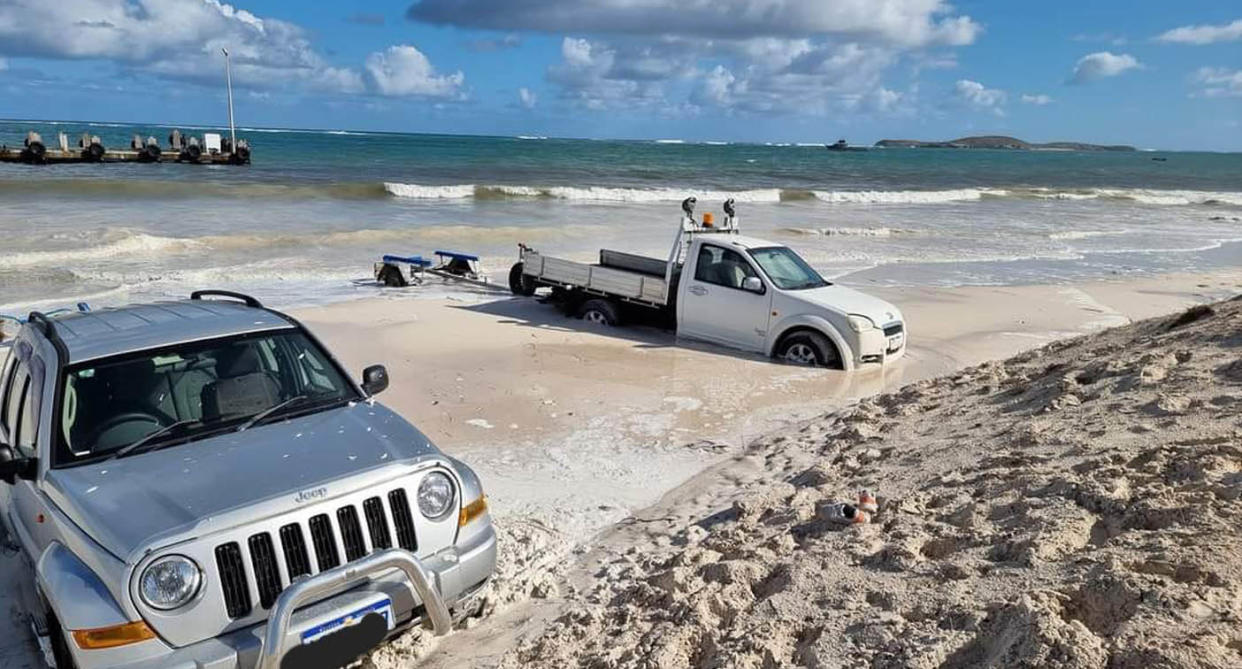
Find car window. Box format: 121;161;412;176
56;330;359;466
694;245;758;290
4;365;29;442
748;246;829;290
0;354;16;438
15;376;36;457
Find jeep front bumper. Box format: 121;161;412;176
75;524;496;669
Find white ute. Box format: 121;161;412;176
508;198;906;369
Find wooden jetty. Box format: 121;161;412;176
0;129;251;165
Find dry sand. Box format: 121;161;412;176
485;295;1242;668
1;269;1239;667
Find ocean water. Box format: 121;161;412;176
2;119;1241;313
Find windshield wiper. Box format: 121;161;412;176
110;419;201;460
236;395;308;432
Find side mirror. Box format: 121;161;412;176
0;444;33;485
742;276;764;293
361;365;389;396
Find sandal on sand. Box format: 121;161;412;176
858;489;878;515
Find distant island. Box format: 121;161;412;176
874;135;1136;151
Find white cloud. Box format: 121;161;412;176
410;0;981;48
365;45;465;98
1193;67;1242;98
1070;51;1140;84
1021;93;1053;105
0;57;7;71
1157;19;1242;45
0;0;459;100
0;0;363;90
518;87;537;108
954;79;1006;114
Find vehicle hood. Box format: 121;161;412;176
45;401;439;561
796;284;902;325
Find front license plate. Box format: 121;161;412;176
887;333;905;351
300;598;394;645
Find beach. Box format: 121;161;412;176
291;270;1237;667
0;265;1239;667
2;123;1242;668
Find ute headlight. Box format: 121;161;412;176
847;314;876;332
418;471;456;520
140;555;201;610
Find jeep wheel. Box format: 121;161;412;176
776;331;841;368
577;299;620;326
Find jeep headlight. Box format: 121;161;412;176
847;314;876;332
417;471;455;519
140;555;201;610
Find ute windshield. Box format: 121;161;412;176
748;246;830;290
55;330;359;467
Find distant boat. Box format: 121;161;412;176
1151;157;1168;162
826;139;867;152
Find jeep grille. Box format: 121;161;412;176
215;491;421;619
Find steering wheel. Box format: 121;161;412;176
87;412;164;451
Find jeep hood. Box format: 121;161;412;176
45;402;439;561
798;284;902;325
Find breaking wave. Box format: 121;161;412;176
813;188;996;204
0;225;606;270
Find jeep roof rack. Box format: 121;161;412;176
189;290;264;309
26;311;69;361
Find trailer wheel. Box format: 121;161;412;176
578;299;621;326
775;331;840;368
377;263;407;287
508;263;536;296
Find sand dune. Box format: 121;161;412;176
496;297;1242;668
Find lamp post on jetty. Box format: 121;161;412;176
222;47;236;153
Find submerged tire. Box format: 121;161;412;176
775;331;841;368
578;298;621;326
508;263;536;296
376;263;407;287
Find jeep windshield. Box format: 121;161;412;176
54;330;359;467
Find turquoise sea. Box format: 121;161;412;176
2;119;1240;310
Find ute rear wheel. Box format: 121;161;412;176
775;331;840;368
578;298;621;326
508;263;536;296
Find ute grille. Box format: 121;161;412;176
214;542;252;619
211;486;428;618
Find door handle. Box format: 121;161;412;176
689;286;708;296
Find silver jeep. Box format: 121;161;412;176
0;291;496;668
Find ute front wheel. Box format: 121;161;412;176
775;331;841;368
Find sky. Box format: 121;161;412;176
0;1;1238;149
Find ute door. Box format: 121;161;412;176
679;243;772;352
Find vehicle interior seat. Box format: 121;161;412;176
201;345;282;421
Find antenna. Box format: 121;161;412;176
222;47;236;155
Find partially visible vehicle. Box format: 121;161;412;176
509;198;906;369
0;291;495;668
